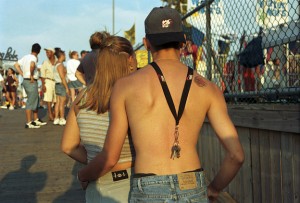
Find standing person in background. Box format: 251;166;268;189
80;50;88;60
75;31;110;86
4;67;19;110
0;69;6;107
180;39;198;70
40;48;57;121
61;36;137;203
14;43;47;128
53;49;69;126
78;7;244;202
66;50;83;104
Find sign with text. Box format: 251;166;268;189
256;0;288;28
187;0;224;29
0;47;18;61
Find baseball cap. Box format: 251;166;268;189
145;7;185;46
44;47;55;53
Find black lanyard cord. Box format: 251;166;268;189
150;62;193;159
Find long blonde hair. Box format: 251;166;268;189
79;36;134;114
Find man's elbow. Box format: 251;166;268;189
230;149;245;166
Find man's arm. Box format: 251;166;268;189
75;70;86;86
77;80;129;182
206;85;244;201
14;62;23;77
29;61;36;82
40;63;47;92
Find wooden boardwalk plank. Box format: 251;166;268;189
0;108;85;203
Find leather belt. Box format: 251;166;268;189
46;78;55;81
24;78;37;81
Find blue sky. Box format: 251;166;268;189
0;0;163;64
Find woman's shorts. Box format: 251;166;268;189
6;85;17;93
55;83;67;97
68;80;83;89
86;168;134;203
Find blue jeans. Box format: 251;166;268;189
129;170;208;203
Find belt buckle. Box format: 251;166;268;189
111;170;129;182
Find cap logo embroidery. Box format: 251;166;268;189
162;19;172;28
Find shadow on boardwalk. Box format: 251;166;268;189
0;108;85;203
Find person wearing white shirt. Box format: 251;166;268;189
66;51;83;103
14;43;47;129
0;71;6;106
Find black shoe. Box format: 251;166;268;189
33;119;47;126
25;122;41;129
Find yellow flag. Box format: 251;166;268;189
135;50;151;68
124;23;135;45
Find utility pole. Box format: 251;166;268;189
112;0;115;34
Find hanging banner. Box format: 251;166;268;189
256;0;288;28
135;50;151;68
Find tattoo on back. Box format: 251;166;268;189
194;75;206;87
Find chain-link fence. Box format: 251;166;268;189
136;0;300;104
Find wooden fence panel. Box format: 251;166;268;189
269;131;282;203
281;132;294;203
293;134;300;202
198;104;300;203
260;130;272;203
250;128;262;203
238;127;253;203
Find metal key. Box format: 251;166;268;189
171;144;181;159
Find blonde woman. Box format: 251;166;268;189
61;36;137;203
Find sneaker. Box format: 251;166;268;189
59;118;66;126
33;119;47;126
21;105;26;109
9;105;14;110
0;105;8;109
53;118;60;125
25;122;41;129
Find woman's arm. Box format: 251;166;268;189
61;98;87;164
57;64;70;96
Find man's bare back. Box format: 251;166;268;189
112;59;237;175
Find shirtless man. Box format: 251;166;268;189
78;7;244;202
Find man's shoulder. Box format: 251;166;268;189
41;59;51;67
114;67;150;89
18;54;35;64
192;72;222;96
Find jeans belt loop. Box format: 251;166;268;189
137;178;143;192
169;175;175;189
